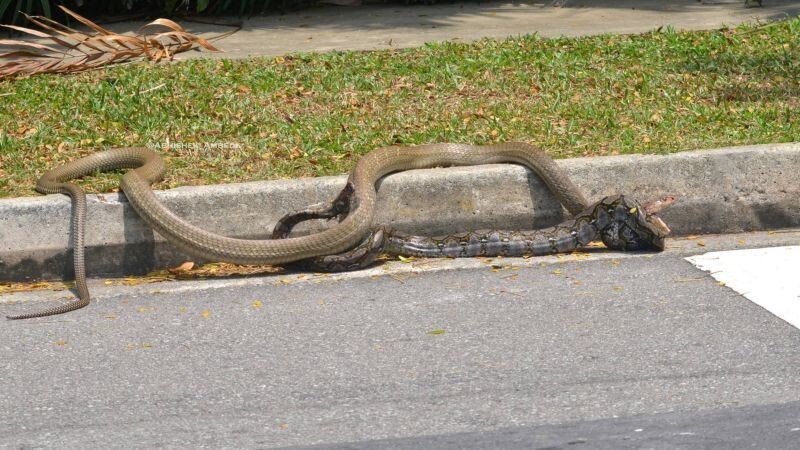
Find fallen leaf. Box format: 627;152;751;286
169;261;195;273
427;328;446;335
697;241;706;247
252;300;263;309
201;310;210;318
55;340;67;346
675;277;706;282
765;229;799;235
570;251;592;260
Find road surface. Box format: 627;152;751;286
2;229;799;448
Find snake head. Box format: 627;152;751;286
597;195;675;251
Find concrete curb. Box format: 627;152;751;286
1;143;798;282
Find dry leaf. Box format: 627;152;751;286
252;300;263;309
676;277;706;282
427;328;446;335
201;310;210;318
0;6;229;78
170;261;195;273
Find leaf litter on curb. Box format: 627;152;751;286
0;262;286;294
0;6;233;78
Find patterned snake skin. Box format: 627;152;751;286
275;195;673;272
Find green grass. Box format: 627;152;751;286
0;18;797;198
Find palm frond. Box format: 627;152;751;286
0;5;224;78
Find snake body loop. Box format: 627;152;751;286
8;143;587;319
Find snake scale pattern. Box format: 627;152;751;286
276;195;672;272
7;143;672;319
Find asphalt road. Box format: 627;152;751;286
2;230;799;449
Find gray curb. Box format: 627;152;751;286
1;143;798;282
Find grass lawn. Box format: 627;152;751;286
0;17;797;198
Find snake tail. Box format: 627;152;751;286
6;183;91;320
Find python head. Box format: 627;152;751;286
596;194;675;251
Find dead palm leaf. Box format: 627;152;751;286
0;6;229;78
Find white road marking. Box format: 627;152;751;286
686;246;800;330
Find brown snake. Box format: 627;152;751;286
8;143;593;319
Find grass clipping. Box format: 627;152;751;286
0;6;222;78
